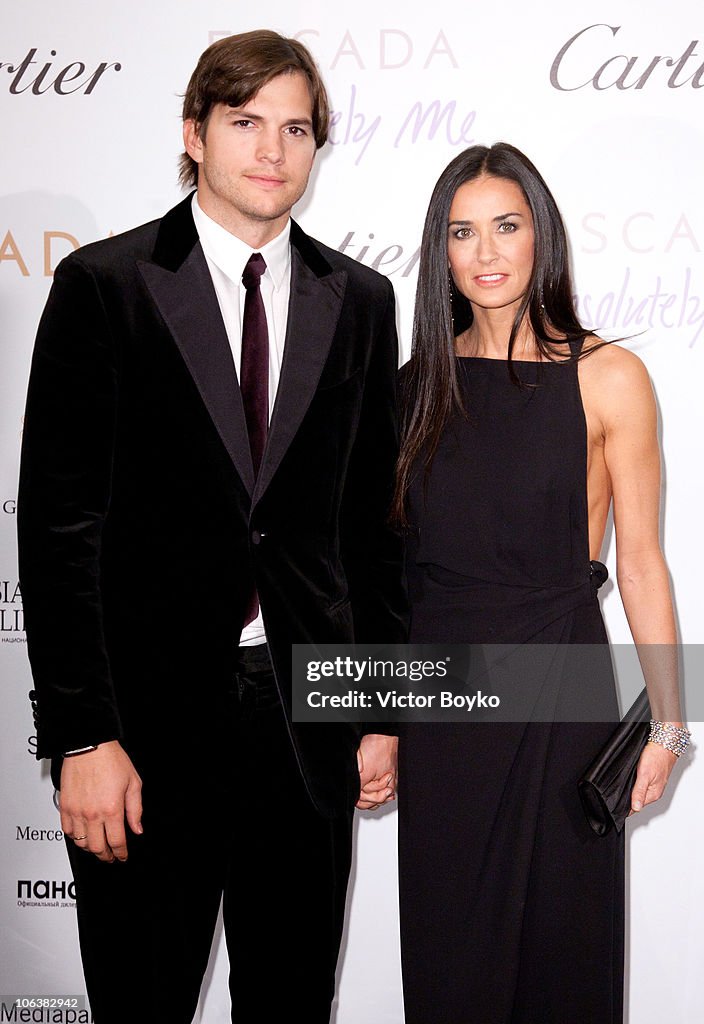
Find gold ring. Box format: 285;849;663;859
74;835;88;841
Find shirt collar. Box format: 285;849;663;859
191;193;291;291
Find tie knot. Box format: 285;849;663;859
242;252;266;289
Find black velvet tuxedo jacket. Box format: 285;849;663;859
18;194;407;817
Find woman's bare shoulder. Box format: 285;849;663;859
580;337;651;387
579;337;656;427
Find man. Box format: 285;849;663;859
18;30;406;1024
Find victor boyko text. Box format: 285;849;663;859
291;644;701;724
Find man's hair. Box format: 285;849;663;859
179;29;329;189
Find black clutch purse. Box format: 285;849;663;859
577;687;651;836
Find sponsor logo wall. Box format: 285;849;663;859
2;2;702;1021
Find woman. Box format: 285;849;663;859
393;144;689;1023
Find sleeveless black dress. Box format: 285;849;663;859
398;355;625;1024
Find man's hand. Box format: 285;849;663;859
59;740;143;863
356;733;398;811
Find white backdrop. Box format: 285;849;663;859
1;1;702;1021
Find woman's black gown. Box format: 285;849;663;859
398;354;625;1024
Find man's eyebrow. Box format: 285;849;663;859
226;108;313;128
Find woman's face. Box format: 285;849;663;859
447;174;535;316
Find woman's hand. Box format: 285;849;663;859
356;734;398;811
630;741;678;815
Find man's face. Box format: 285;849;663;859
184;71;317;245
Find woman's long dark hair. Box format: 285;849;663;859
392;142;598;526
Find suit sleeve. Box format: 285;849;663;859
17;255;123;758
339;277;409;735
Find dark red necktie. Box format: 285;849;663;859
240;253;269;477
241;252;269;627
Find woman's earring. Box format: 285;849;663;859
449;271;455;330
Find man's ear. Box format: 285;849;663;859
183;120;204;165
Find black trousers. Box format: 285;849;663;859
64;646;355;1024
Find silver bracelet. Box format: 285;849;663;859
648;721;691;758
63;745;99;757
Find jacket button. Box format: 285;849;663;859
251;530;267;545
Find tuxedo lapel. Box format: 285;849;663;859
138;196;255;495
138;202;347;506
253;223;347;506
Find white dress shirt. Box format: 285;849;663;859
191;194;292;646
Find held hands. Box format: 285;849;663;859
629;741;677;816
59;740;143;863
356;733;398;811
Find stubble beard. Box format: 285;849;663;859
205;164;310;227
